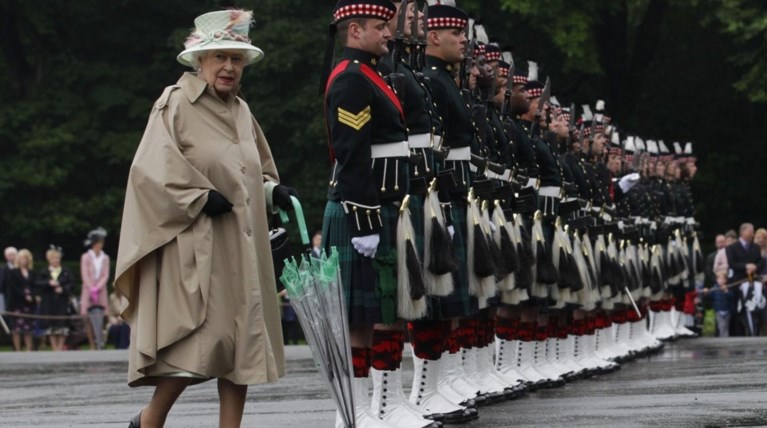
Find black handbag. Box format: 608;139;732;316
270;196;310;291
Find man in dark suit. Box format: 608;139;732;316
725;223;765;335
0;246;18;313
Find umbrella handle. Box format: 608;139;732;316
278;196;311;246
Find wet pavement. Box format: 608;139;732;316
1;338;767;427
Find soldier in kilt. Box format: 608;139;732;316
368;1;451;426
404;2;493;419
320;1;412;426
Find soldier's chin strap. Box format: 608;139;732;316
319;22;338;95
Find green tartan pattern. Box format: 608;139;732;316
322;200;398;325
428;199;478;319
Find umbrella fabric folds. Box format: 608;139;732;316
280;249;355;428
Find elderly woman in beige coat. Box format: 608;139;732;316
115;9;297;428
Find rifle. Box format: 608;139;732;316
470;153;506;177
566;102;576;146
391;3;407;73
387;3;408;103
408;1;420;70
417;3;428;72
528;76;550;138
459;23;475;105
501;52;515;120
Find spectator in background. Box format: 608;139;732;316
7;249;35;351
725;223;764;336
705;271;736;337
0;246;18;313
80;227;110;350
106;290;130;349
36;246;75;351
706;234;726;289
757;228;767;336
755;228;767;278
310;230;322;259
713;230;738;277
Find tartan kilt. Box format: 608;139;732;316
322;200;398;326
427;198;478;319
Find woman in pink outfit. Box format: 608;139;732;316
80;227;110;349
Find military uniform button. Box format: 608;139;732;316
232;137;240;144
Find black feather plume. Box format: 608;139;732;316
599;251;612;288
536;240;558;285
500;227;519;274
558;247;571;290
428;217;457;275
474;224;496;278
406;238;426;300
489;232;508;278
520;226;536;265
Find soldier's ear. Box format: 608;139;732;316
349;21;362;40
427;30;439;47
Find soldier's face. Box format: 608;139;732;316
551;114;569;138
607;154;621;174
356;19;391;57
592;135;606;156
496;75;507;91
198;50;246;98
493;84;506;106
528;97;539;116
510;84;530;113
468;63;480;90
388;2;415;37
430;28;466;63
687;161;697;178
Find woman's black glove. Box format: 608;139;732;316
202;190;233;217
274;185;299;211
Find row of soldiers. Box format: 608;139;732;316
320;1;702;427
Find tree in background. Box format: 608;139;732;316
0;0;765;261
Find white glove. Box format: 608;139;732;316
447;225;455;240
618;172;640;193
351;234;380;258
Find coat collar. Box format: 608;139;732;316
339;47;380;68
426;55;455;73
178;72;240;106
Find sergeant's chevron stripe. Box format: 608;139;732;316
338;106;371;131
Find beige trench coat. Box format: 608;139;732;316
115;72;285;387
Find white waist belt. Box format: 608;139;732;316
523;177;537;189
539;186;561;198
433;135;442;149
371;141;409;159
445;147;471;161
487;169;511;181
409;133;431;149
